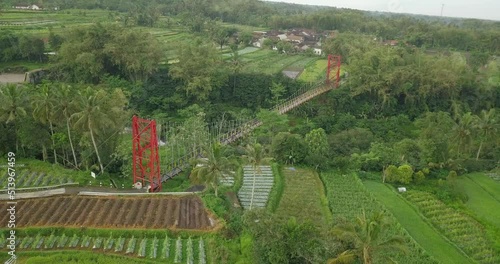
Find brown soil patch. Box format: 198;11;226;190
0;195;216;230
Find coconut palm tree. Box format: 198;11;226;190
328;210;407;264
0;84;28;151
53;84;79;168
474;109;498;160
243;142;270;209
452;112;476;158
32;83;58;164
190;143;235;197
71;87;112;174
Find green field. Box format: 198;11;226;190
363;181;472;264
321;172;437;264
464;173;500;202
404;190;499;263
297;59;328;82
240;50;316;75
458;173;500;227
275;167;332;226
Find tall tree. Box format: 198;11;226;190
190;143;235;197
53;84;79;168
329;211;408;264
31;84;58;164
474;109;498;160
243;142;269;209
0;84;28;151
452;112;476;158
71;87;121;173
169;38;227;101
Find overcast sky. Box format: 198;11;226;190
265;0;500;21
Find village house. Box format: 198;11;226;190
252;28;330;56
12;4;42;10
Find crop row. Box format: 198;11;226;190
2;233;207;263
405;190;499;264
238;165;274;209
0;170;74;189
321;172;437;264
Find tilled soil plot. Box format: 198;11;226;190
0;195;215;230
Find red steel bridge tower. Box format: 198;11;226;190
326;54;341;88
132;115;161;192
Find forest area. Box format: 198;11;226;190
0;0;499;263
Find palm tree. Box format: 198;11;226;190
452;112;476;158
71;87;113;174
0;84;28;151
328;210;407;264
32;84;58;164
53;84;79;168
243;142;269;209
190;143;235;197
474;109;498;160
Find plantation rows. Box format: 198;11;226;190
0;233;206;263
238;165;274;209
276;168;330;227
321;172;437;264
0;170;74;189
405;190;499;264
0;196;214;230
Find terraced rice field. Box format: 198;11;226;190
404;190;499;263
276;167;331;226
0;196;216;230
0;170;75;189
238;165;274;209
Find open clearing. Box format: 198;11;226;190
276;167;331;226
0;195;216;230
363;181;472;264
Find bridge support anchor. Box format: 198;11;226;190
327;54;341;88
132;115;162;192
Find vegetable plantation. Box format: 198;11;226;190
237;165;274;209
1;232;207;263
321;172;438;264
0;170;75;189
404;190;500;263
275;167;331;227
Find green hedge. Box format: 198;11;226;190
266;162;285;213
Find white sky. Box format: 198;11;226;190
264;0;500;21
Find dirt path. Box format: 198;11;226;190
0;73;25;83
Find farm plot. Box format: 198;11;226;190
0;170;75;189
275;167;331;227
0;196;216;230
238;165;274;209
363;181;472;264
240;50;313;75
404;190;500;264
321;172;437;264
8;233;207;263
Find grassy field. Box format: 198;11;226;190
275;167;332;227
464;172;500;202
458;173;500;228
239;50;316;75
363;181;472;264
297;59;328;82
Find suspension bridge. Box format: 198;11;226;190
132;55;342;191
